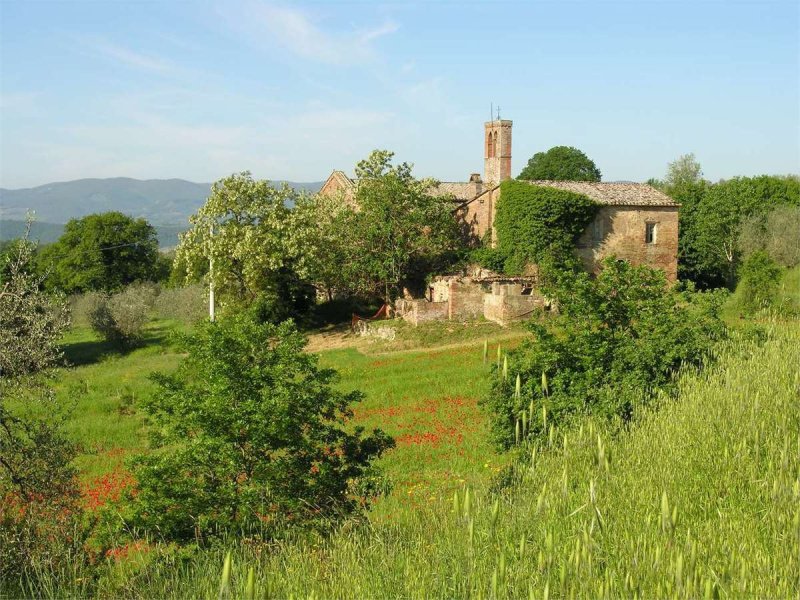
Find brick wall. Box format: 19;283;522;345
454;186;501;246
575;206;679;281
484;292;545;326
401;299;449;326
448;280;485;320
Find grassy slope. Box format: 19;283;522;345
88;321;799;598
56;320;524;505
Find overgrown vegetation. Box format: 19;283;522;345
483;258;727;448
0;225;83;589
19;321;797;598
475;180;598;274
670;171;799;289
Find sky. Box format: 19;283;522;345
0;0;798;189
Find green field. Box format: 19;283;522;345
55;319;527;516
14;286;797;598
43;316;800;598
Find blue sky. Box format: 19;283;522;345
1;0;798;188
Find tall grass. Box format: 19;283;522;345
38;320;799;598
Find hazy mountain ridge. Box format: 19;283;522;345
0;177;324;228
0;219;187;248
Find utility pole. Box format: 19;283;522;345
209;223;215;322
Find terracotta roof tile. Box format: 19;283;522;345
525;180;678;206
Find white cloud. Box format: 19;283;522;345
76;36;174;73
240;2;398;65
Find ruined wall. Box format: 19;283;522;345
484;292;545;326
400;299;449;326
575;206;679;281
448;280;485;320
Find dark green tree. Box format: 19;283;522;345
37;212;162;293
518;146;601;182
685;176;799;288
126;313;393;542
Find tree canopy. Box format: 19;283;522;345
676;175;799;288
173;172;315;321
36;212;163;293
301;150;462;304
517;146;601;182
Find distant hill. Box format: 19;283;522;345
0;219;187;248
0;177;324;230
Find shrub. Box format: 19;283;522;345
482;258;727;449
738;205;800;268
735;251;783;315
124;313;394;543
153;283;207;325
89;286;151;346
0;224;85;590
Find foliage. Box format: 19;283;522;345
88;286;152;347
30;323;800;598
291;192;361;301
36;211;163;294
676;175;799;288
125;313;394;542
173;172;314;321
517;146;601;182
334;150;462;302
483;258;727;449
153;283;208;324
665;153;703;188
0;223;83;587
738;204;800;267
489;180;598;274
733;251;783;315
0;239;70;378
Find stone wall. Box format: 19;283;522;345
484;291;545;326
575;206;679;281
448;280;485;320
400;299;449;326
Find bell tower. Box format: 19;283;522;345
484;117;512;183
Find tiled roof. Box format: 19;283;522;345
525;180;678;207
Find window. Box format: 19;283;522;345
592;219;603;243
487;132;495;158
645;222;657;244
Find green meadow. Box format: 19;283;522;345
39;315;800;598
25;292;798;598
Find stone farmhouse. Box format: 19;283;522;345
320;118;679;326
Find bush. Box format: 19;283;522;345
738;205;800;268
153;283;207;325
89;286;151;346
735;251;783;315
482;258;727;449
124;313;394;543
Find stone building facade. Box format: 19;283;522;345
319;117;680;324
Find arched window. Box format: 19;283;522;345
487;131;494;158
